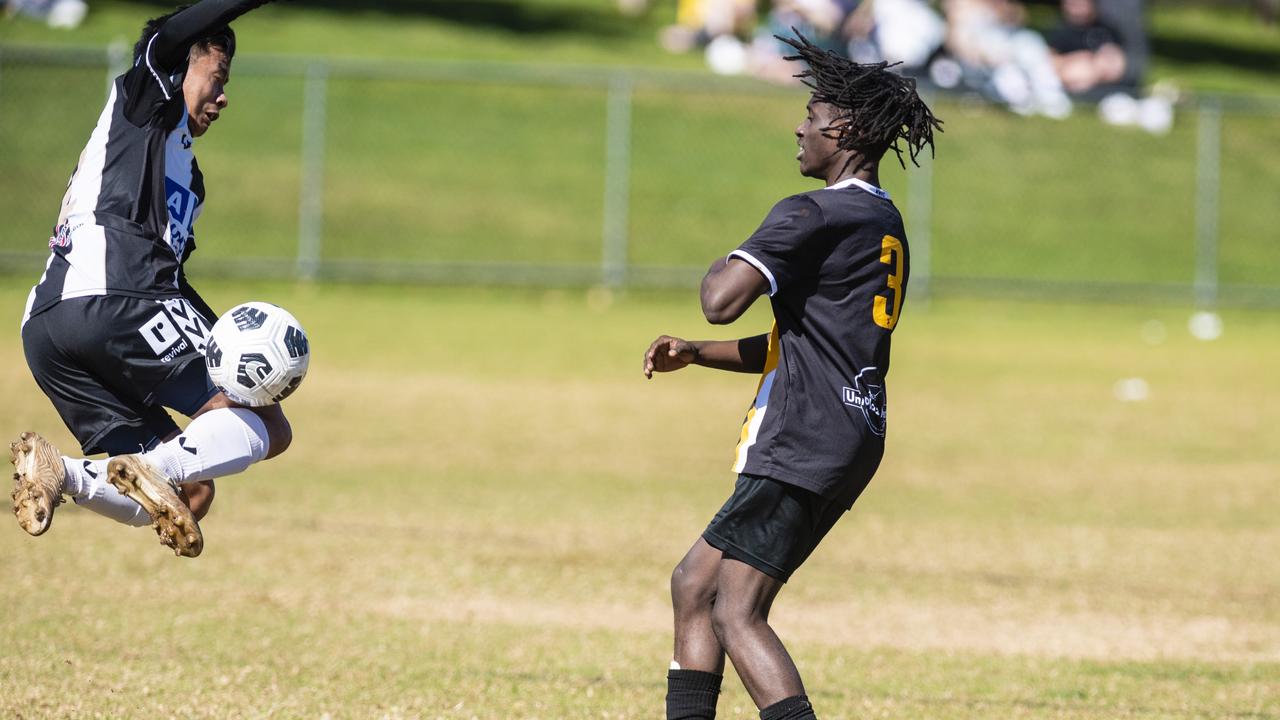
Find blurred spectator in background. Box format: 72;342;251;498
659;0;757;54
1046;0;1171;134
750;0;849;80
5;0;87;28
934;0;1072;118
650;0;1172;132
844;0;946;71
1046;0;1139;97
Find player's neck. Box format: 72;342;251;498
827;163;879;189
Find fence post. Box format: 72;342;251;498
601;73;633;288
297;61;329;281
1194;98;1221;309
907;110;934;301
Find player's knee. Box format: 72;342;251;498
266;413;292;458
249;405;291;459
709;594;762;642
670;560;715;614
709;602;737;644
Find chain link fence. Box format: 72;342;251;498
2;43;1278;305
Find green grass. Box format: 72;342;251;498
1;276;1278;718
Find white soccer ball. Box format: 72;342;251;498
205;302;310;407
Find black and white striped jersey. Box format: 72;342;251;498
21;0;270;328
23;39;204;327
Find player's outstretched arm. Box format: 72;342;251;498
151;0;273;68
700;256;771;325
643;334;768;379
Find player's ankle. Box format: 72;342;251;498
760;694;816;720
666;667;722;720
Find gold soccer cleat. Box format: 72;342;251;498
10;432;66;536
107;455;203;558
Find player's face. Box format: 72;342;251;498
795;98;843;180
184;46;230;138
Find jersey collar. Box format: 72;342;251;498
824;176;890;200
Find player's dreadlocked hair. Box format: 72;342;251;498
779;32;941;169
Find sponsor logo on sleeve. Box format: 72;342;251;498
841;367;887;437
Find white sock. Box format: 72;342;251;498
61;456;105;499
142;408;270;484
64;457;151;526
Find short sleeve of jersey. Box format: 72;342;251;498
730;194;826;296
121;34;183;127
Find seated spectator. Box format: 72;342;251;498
749;0;850;82
1045;0;1171;133
845;0;947;71
938;0;1072;118
5;0;87;28
659;0;758;54
1046;0;1134;97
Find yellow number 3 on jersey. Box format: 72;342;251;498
873;235;904;330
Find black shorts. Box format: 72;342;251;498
22;295;219;455
703;474;851;583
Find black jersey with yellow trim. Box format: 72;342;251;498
729;177;909;503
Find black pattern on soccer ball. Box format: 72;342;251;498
232;306;268;331
205;338;223;369
236;352;273;389
283;325;309;360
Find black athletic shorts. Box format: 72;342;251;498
702;474;853;583
22;295;219;455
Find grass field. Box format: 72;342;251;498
2;4;1278;715
1;276;1277;718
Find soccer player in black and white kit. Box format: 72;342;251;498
643;35;941;720
10;0;286;558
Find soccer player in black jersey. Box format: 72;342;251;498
10;0;285;558
643;34;941;720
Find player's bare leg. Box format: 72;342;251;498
667;537;727;719
710;559;810;714
178;480;215;520
106;454;203;557
671;538;727;673
9;432;66;536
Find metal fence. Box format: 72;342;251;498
2;43;1279;306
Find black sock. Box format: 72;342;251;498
666;669;722;720
760;694;817;720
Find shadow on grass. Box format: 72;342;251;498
1151;34;1280;75
127;0;634;37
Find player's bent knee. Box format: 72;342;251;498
671;560;716;613
709;594;765;641
250;405;292;459
267;416;292;458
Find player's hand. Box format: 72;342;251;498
644;335;698;379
